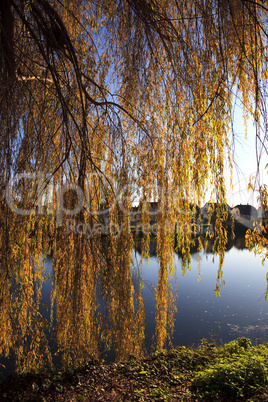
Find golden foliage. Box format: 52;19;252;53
0;0;267;374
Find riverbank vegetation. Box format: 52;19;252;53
1;338;268;401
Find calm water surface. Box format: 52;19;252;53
1;241;268;379
135;245;268;348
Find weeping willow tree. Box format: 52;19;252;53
0;0;267;372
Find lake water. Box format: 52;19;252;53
135;244;268;348
1;237;268;378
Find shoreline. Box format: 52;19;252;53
1;338;267;401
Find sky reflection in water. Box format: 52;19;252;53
132;243;268;349
1;242;268;379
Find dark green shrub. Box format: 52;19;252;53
192;342;268;400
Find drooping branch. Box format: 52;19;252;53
0;0;15;79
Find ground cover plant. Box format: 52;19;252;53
0;338;267;401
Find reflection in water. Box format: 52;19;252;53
233;236;246;250
0;215;268;378
0;216;52;376
137;245;268;349
52;226;146;369
227;323;268;336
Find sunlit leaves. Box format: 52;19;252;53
0;0;268;374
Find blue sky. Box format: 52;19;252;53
225;107;267;208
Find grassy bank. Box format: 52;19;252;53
0;338;268;401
